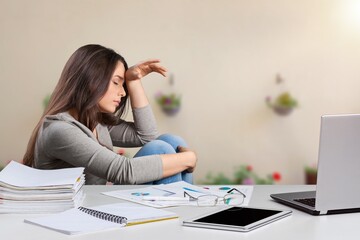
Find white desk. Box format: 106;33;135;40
2;185;360;240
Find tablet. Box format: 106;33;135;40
182;206;292;232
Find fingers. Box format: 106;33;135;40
126;59;168;81
140;59;161;65
177;146;189;152
152;64;167;77
176;146;197;173
145;60;167;77
137;59;168;77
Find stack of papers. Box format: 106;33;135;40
0;161;85;213
102;181;253;208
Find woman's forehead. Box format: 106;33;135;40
113;61;125;77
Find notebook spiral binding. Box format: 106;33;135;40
78;206;128;225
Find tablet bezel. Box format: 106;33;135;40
182;206;292;232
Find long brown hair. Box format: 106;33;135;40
23;44;129;166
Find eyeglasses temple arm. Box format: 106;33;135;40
227;188;246;198
183;191;198;201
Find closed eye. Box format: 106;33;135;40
112;75;124;86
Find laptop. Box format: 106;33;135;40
271;114;360;215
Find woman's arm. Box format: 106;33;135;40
42;121;163;184
125;59;167;109
125;60;197;176
110;60;166;146
161;146;197;177
110;106;158;147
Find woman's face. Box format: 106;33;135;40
98;61;126;113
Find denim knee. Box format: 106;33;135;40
134;140;176;157
157;134;188;150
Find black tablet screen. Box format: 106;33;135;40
194;207;282;226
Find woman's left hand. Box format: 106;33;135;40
126;59;167;81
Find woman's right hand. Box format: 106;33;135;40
177;146;197;173
125;59;167;82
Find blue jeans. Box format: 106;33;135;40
134;134;193;185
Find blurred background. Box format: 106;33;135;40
1;0;360;184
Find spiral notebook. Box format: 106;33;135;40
24;202;178;235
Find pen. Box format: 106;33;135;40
142;196;189;201
183;187;204;193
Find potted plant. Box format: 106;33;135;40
266;92;298;116
203;165;282;185
265;74;298;116
43;94;51;109
155;92;181;116
304;165;317;184
233;165;281;185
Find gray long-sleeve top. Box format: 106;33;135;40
34;105;163;185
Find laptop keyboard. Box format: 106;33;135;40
294;198;316;207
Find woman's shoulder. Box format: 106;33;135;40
43;112;87;131
44;112;76;124
41;112;93;140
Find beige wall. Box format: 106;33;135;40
1;0;360;183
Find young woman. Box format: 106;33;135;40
23;44;197;185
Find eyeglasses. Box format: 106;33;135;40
184;188;246;207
